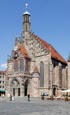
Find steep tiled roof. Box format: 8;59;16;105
19;45;30;59
32;33;67;64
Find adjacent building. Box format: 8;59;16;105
5;9;68;97
0;71;6;96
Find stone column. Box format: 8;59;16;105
44;63;50;88
20;78;24;97
20;86;24;97
50;63;53;88
68;61;70;89
62;68;66;89
55;65;59;86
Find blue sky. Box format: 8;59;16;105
0;0;70;70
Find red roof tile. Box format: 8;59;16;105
32;33;67;64
19;45;30;59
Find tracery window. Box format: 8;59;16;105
20;59;24;71
11;79;20;87
25;60;29;72
40;61;44;87
14;60;18;71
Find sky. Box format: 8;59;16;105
0;0;70;70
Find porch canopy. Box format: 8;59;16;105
0;89;5;93
62;89;70;93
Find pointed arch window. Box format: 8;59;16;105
25;60;29;72
20;59;24;71
40;61;44;87
14;60;18;71
26;24;27;31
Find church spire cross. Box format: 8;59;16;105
25;3;29;11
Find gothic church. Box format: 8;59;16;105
6;9;68;97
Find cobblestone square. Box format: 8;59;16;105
0;97;70;115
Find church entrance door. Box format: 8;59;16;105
53;87;56;96
11;78;20;97
18;88;20;96
13;88;15;96
52;85;57;96
24;80;28;96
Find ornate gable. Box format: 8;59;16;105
23;32;49;59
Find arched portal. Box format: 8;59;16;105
52;85;57;96
53;87;56;96
10;78;20;96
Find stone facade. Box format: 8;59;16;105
5;10;68;97
68;61;70;88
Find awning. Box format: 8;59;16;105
62;89;70;93
0;89;5;93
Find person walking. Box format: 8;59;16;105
28;94;30;101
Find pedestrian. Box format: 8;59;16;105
28;94;30;101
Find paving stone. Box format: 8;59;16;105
0;97;70;115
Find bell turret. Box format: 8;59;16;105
22;4;31;37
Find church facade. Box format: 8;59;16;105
5;10;68;97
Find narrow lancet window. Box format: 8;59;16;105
40;62;44;87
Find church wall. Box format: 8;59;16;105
62;67;67;89
68;61;70;89
34;53;53;96
5;7;69;98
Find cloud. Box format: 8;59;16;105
0;63;7;69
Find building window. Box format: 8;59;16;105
25;60;29;72
26;24;27;31
14;60;18;71
40;62;44;87
20;59;24;71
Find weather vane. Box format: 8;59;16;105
25;3;28;10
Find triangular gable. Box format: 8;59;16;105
18;45;30;59
32;33;67;64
